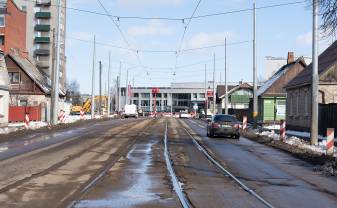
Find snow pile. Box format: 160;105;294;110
0;121;48;135
264;124;280;130
258;130;280;140
257;130;336;157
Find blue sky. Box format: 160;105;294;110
65;0;334;94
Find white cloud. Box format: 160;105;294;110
185;31;232;49
296;32;312;45
117;0;184;7
127;20;173;38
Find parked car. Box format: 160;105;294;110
207;114;240;139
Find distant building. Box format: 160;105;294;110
0;0;27;55
0;51;9;126
13;0;67;91
118;82;215;113
265;52;311;80
286;40;337;132
217;82;253;111
257;54;307;123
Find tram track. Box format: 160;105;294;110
0;120;141;195
66;118;157;208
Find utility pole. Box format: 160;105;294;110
225;38;228;115
99;61;102;115
132;77;135;105
253;3;258;128
51;29;56;124
204;64;208;117
118;62;121;112
213;53;216;115
91;36;96;119
125;68;129;106
51;0;62;125
311;0;319;145
116;76;119;111
107;52;111;117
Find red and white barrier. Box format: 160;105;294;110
80;109;85;120
25;114;30;129
280;120;286;140
326;128;334;156
58;110;66;123
242;116;247;130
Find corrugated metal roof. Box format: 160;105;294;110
8;53;51;93
286;40;337;88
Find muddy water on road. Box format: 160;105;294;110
75;119;180;208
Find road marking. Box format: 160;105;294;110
183;127;274;208
164;120;191;208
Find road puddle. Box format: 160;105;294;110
75;141;165;208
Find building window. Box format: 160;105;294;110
141;93;150;98
0;35;4;45
9;72;20;84
0;15;4;27
164;93;167;98
193;93;197;99
199;93;205;98
133;93;139;98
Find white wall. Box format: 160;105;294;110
0;90;9;126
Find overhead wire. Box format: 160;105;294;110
23;0;307;22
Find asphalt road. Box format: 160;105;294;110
184;118;337;208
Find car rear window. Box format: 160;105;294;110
213;115;237;122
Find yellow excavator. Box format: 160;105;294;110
70;96;108;115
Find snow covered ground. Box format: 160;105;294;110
0;114;119;135
256;130;336;157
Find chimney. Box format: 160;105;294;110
287;52;294;64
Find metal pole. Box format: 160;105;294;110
51;0;62;125
107;52;111;117
253;3;258;128
99;61;102;115
125;68;129;106
213;53;216;115
116;76;119;111
224;40;227;113
118;61;121;112
132;77;135;105
51;29;56;123
205;64;208;117
311;0;319;145
91;36;96;119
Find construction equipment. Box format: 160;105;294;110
70;96;108;115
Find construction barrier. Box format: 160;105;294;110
25;114;30;129
58;110;66;123
80;109;85;120
280;120;286;140
242;116;247;130
326;128;334;156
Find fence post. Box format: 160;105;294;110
280;119;286;141
326;128;334;156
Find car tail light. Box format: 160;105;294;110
212;123;220;128
234;124;239;129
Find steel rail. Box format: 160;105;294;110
184;127;274;208
164;120;192;208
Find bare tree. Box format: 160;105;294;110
320;0;337;37
66;80;81;105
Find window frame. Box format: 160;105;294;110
9;72;20;84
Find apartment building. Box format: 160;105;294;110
14;0;66;90
0;0;27;55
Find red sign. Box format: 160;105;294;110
207;90;213;97
152;88;160;94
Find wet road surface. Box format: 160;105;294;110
168;119;263;208
0;119;152;208
185;118;337;208
75;119;180;208
0;119;141;161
